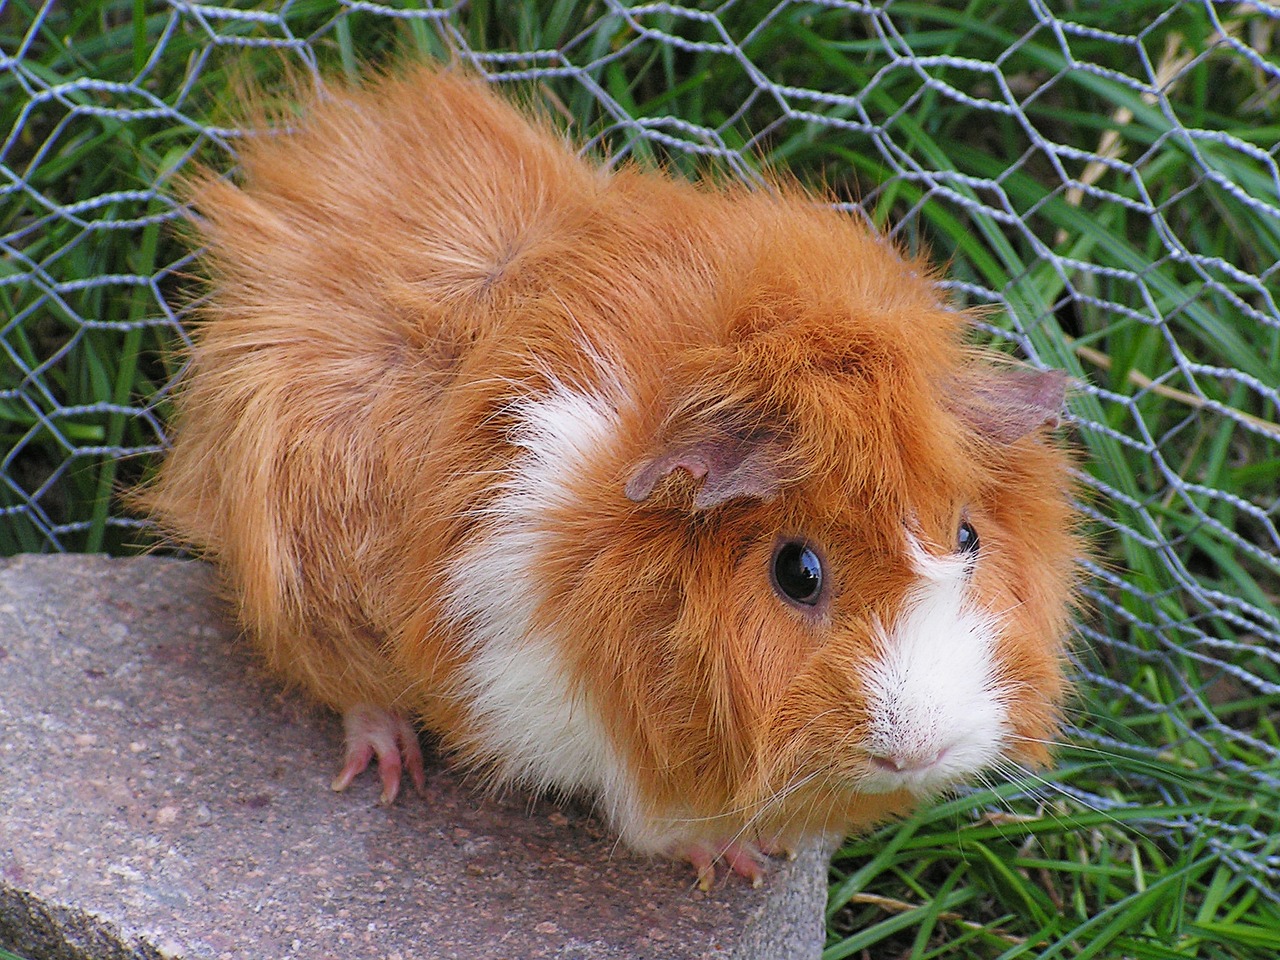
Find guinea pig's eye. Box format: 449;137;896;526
957;520;980;558
771;541;824;607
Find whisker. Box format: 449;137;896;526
991;755;1129;830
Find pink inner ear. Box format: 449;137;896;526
962;367;1069;443
624;449;709;502
625;430;784;509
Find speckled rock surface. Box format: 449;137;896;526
0;555;831;960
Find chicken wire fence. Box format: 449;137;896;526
3;0;1279;895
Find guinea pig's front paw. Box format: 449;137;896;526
678;839;772;892
330;703;427;805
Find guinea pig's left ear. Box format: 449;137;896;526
957;366;1069;444
624;424;785;510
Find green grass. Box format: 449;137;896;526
826;746;1280;959
2;1;1278;958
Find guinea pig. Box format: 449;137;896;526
137;63;1080;888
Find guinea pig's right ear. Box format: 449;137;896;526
624;423;786;510
957;366;1070;444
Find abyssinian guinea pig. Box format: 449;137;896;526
139;64;1080;887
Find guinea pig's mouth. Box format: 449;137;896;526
854;736;1003;797
869;745;950;777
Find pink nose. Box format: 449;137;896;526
869;748;945;774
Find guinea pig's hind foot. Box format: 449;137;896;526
681;839;768;892
329;703;427;805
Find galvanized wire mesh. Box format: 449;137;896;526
3;0;1278;895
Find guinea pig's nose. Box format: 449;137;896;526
869;746;946;774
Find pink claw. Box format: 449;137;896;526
722;841;768;887
330;704;426;805
686;843;717;892
679;839;770;891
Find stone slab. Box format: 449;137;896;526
0;555;831;960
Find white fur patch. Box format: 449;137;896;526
859;539;1008;795
443;371;653;845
